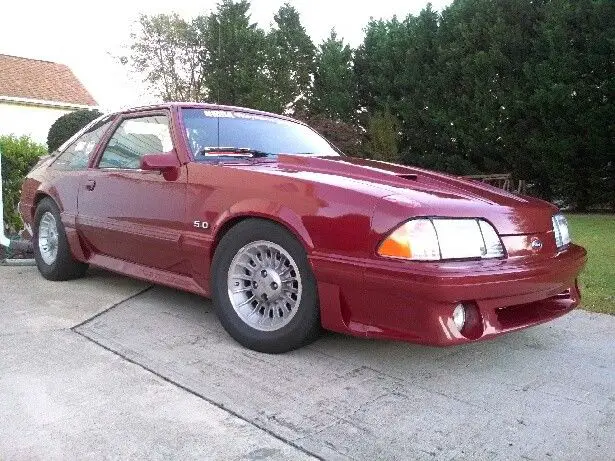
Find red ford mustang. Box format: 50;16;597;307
19;103;586;353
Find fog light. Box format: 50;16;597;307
453;303;466;331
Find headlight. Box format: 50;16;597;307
377;218;505;261
552;213;571;248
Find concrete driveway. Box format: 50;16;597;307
1;266;613;460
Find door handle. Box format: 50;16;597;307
85;179;96;191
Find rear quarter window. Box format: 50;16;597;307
52;118;113;170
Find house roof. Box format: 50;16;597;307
0;54;97;107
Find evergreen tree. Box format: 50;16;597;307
266;3;315;113
530;0;615;209
47;109;103;153
198;0;269;108
365;109;400;163
311;30;355;122
122;0;614;209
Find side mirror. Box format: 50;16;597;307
140;152;181;181
140;152;180;172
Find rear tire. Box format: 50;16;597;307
33;198;88;281
212;219;320;353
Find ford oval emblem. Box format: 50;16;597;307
531;238;543;251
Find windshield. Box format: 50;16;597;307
181;108;340;159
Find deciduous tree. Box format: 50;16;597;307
126;13;205;101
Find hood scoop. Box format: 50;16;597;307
396;173;418;181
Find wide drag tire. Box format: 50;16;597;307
212;219;320;353
33;198;88;281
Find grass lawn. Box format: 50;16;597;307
566;214;615;315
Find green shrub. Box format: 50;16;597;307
0;135;47;233
47;109;102;153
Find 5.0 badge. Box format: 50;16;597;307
193;220;209;230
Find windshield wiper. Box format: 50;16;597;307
198;147;274;158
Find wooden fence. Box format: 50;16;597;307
462;173;527;195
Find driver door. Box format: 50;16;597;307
77;111;188;273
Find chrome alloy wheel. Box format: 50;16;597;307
227;240;303;331
38;211;59;265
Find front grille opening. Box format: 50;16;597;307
553;289;572;299
496;303;543;328
495;290;574;329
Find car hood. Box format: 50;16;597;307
243;155;558;235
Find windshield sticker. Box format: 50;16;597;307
232;111;273;122
201;109;289;125
203;110;234;118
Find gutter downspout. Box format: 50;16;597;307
1;148;35;265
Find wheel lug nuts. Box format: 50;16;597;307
270;282;278;290
261;270;268;278
253;281;258;288
261;293;268;300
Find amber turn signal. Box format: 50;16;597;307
377;227;412;258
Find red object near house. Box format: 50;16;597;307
18;103;587;353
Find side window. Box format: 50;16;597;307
53;119;113;170
99;115;173;169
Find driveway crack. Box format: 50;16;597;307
71;285;153;330
72;311;322;461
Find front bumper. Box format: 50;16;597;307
312;244;587;345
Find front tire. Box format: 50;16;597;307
212;219;320;353
33;198;88;281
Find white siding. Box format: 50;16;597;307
0;102;72;146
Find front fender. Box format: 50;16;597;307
213;198;315;253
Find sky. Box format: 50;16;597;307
0;0;452;111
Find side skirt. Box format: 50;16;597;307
87;253;209;298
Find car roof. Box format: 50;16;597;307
114;102;304;125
